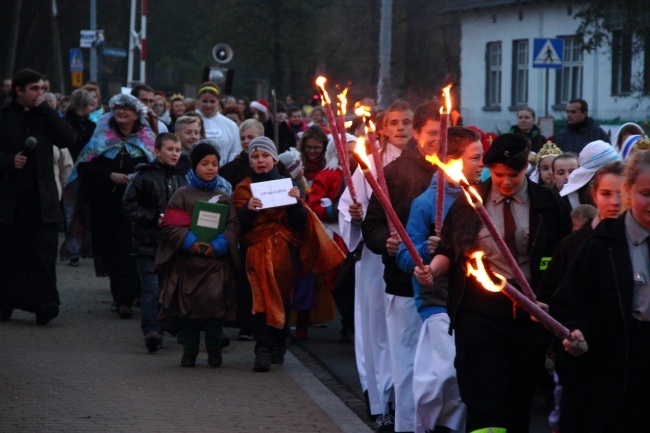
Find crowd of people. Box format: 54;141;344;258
1;67;649;433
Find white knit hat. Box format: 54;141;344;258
278;147;303;179
560;140;620;197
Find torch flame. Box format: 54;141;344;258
345;120;353;129
440;84;453;115
425;154;483;206
315;76;331;104
466;251;506;293
354;102;373;118
337;87;349;116
354;136;371;167
368;119;376;132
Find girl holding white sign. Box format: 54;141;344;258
233;136;344;372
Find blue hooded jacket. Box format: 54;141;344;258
395;175;461;320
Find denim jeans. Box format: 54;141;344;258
135;255;160;334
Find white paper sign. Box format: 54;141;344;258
250;178;297;209
197;210;221;229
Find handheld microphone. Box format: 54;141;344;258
23;136;37;153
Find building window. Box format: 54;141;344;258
612;30;633;95
555;36;583;105
486;42;502;108
511;39;529;106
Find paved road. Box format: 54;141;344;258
0;253;555;433
293;311;554;433
0;257;372;433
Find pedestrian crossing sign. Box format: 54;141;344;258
69;48;84;72
533;38;564;69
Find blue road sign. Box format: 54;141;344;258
103;47;128;58
533;38;564;69
69;48;84;71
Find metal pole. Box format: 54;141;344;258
90;0;97;82
51;0;65;94
545;69;549;117
377;0;392;109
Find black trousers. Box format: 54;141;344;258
454;310;547;433
234;246;253;331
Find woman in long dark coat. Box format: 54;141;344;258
65;94;155;318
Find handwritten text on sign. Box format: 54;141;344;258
250;178;297;209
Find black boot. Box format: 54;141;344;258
35;303;59;326
0;308;13;322
180;353;197;367
253;347;271;372
207;350;223;367
272;343;286;365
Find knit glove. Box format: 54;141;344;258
210;233;228;257
182;230;198;251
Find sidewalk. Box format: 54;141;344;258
0;258;372;433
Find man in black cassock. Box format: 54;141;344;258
0;69;79;325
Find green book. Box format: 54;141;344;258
190;200;229;243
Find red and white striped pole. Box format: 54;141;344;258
140;0;147;83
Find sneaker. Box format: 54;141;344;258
237;329;253;341
180;352;197;367
68;258;79;267
207;350;223;367
144;332;162;353
253;348;271;372
118;305;132;319
375;414;395;433
310;321;327;328
110;302;118;313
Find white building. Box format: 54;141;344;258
443;0;650;137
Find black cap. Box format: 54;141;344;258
483;133;530;168
190;140;220;171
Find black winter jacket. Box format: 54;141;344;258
362;138;436;297
436;178;572;327
553;117;609;154
64;110;96;161
550;214;635;406
122;160;187;255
